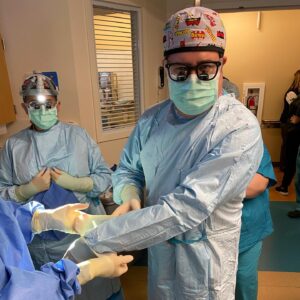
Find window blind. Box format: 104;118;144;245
93;7;141;131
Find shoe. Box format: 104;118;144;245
275;186;288;196
287;210;300;218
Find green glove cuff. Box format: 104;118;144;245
56;174;93;193
15;182;39;202
76;177;94;193
120;185;141;203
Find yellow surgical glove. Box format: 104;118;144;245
74;213;115;236
31;203;89;234
112;185;141;216
51;168;93;193
15;168;51;201
77;254;134;285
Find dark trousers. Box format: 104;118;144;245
280;124;288;171
281;125;300;188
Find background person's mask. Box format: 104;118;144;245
29;106;58;130
169;73;219;116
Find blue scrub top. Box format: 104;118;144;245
0;199;80;299
239;145;277;253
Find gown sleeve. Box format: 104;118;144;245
0;140;20;201
82;129;112;199
0;200;81;300
0;258;80;300
84;111;263;253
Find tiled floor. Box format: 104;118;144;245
259;167;300;300
121;167;300;299
258;272;300;300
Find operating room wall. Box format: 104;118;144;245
166;0;194;17
0;0;82;144
2;2;297;164
0;0;168;165
221;9;300;161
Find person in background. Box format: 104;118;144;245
278;70;300;175
0;72;121;300
288;146;300;218
222;77;276;299
0;198;133;300
236;145;276;300
64;7;263;300
223;76;240;99
286;96;300;218
276;70;300;194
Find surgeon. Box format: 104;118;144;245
287;95;300;218
236;145;276;300
222;79;276;300
222;76;240;99
0;72;121;299
0;198;133;300
64;6;263;300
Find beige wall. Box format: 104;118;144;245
0;0;82;144
166;0;193;17
2;1;298;163
0;0;168;165
221;9;300;161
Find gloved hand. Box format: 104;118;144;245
15;168;51;201
77;253;134;285
112;185;141;216
74;213;115;236
31;203;89;234
50;168;93;193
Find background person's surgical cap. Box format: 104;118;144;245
163;6;226;57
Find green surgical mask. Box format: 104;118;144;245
168;74;219;116
28;106;58;130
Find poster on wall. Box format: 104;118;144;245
42;72;59;88
242;83;265;124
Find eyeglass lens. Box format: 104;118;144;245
167;61;220;82
27;100;56;110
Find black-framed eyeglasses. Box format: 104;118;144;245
26;99;57;110
165;61;222;82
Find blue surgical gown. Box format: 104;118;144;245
0;122;111;205
84;96;263;300
0;122;120;300
0;198;80;300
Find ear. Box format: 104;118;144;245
56;101;61;113
21;103;28;115
219;55;227;79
